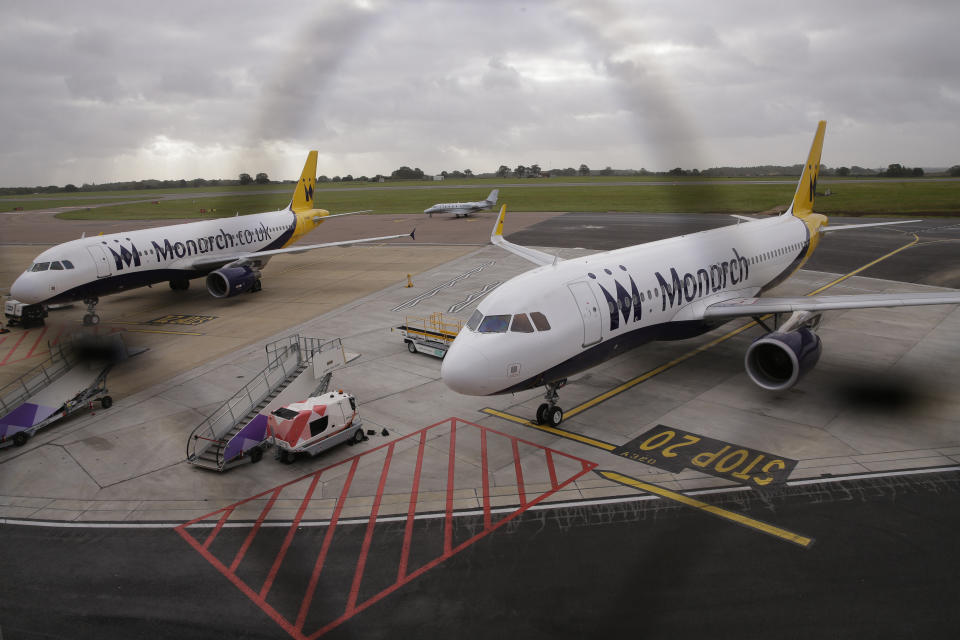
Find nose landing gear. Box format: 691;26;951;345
535;379;567;427
82;297;100;326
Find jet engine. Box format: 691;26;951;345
744;327;822;392
206;266;258;298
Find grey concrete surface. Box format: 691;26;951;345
1;214;959;525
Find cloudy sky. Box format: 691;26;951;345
1;0;957;187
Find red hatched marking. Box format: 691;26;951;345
176;417;596;640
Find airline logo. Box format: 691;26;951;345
101;222;279;271
108;243;141;270
656;248;749;312
302;178;314;202
593;248;750;331
808;163;819;203
597;274;643;331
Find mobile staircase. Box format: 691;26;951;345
186;335;353;471
1;334;134;448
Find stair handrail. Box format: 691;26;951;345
0;339;75;416
186;337;303;464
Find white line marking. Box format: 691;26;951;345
3;465;958;530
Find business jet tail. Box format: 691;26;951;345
486;189;499;206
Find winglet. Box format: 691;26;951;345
493;204;506;240
290;151;318;213
787;121;826;219
410;227;416;241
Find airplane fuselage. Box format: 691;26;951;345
441;214;816;395
11;209;303;305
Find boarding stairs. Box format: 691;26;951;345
0;339;82;418
186;336;347;471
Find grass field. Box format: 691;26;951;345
0;178;956;220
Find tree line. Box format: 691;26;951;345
3;163;958;197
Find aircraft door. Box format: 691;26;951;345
86;245;111;278
567;281;602;347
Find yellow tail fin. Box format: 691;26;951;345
290;151;318;213
788;121;826;219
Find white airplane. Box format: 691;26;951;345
10;152;413;325
424;189;499;218
441;122;960;427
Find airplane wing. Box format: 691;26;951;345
703;290;960;319
820;219;921;233
189;230;415;270
490;205;558;267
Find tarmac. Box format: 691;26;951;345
1;212;959;527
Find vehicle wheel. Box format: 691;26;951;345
535;403;549;425
12;431;28;447
353;428;364;444
100;395;113;409
547;406;563;428
280;450;294;464
252;279;262;292
407;341;416;354
249;447;263;463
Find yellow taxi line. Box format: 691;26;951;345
599;470;814;548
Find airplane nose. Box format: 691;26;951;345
441;341;494;396
10;273;42;304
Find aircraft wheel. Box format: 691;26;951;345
353;428;364;444
249;447;263;463
100;395;113;409
12;431;28;447
82;313;99;326
535;403;550;425
407;341;416;354
547;406;563;428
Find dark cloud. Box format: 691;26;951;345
0;0;957;186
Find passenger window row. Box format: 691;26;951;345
467;310;551;334
749;242;804;265
30;260;75;272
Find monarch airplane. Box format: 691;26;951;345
9;152;413;325
424;189;498;218
441;122;960;427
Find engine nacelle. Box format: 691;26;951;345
206;266;257;298
744;327;822;392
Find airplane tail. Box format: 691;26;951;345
785;121;826;220
290;151;318;213
286;150;330;246
487;189;499;205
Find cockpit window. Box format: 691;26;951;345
31;262;50;272
466;309;483;331
530;312;551;331
478;314;511;333
510;313;534;333
62;260;74;269
50;261;63;270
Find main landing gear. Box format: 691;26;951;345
535;379;567;428
82;297;100;326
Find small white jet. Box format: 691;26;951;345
10;152;413;325
441;122;960;427
424;189;499;218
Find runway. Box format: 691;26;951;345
2;211;959;638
